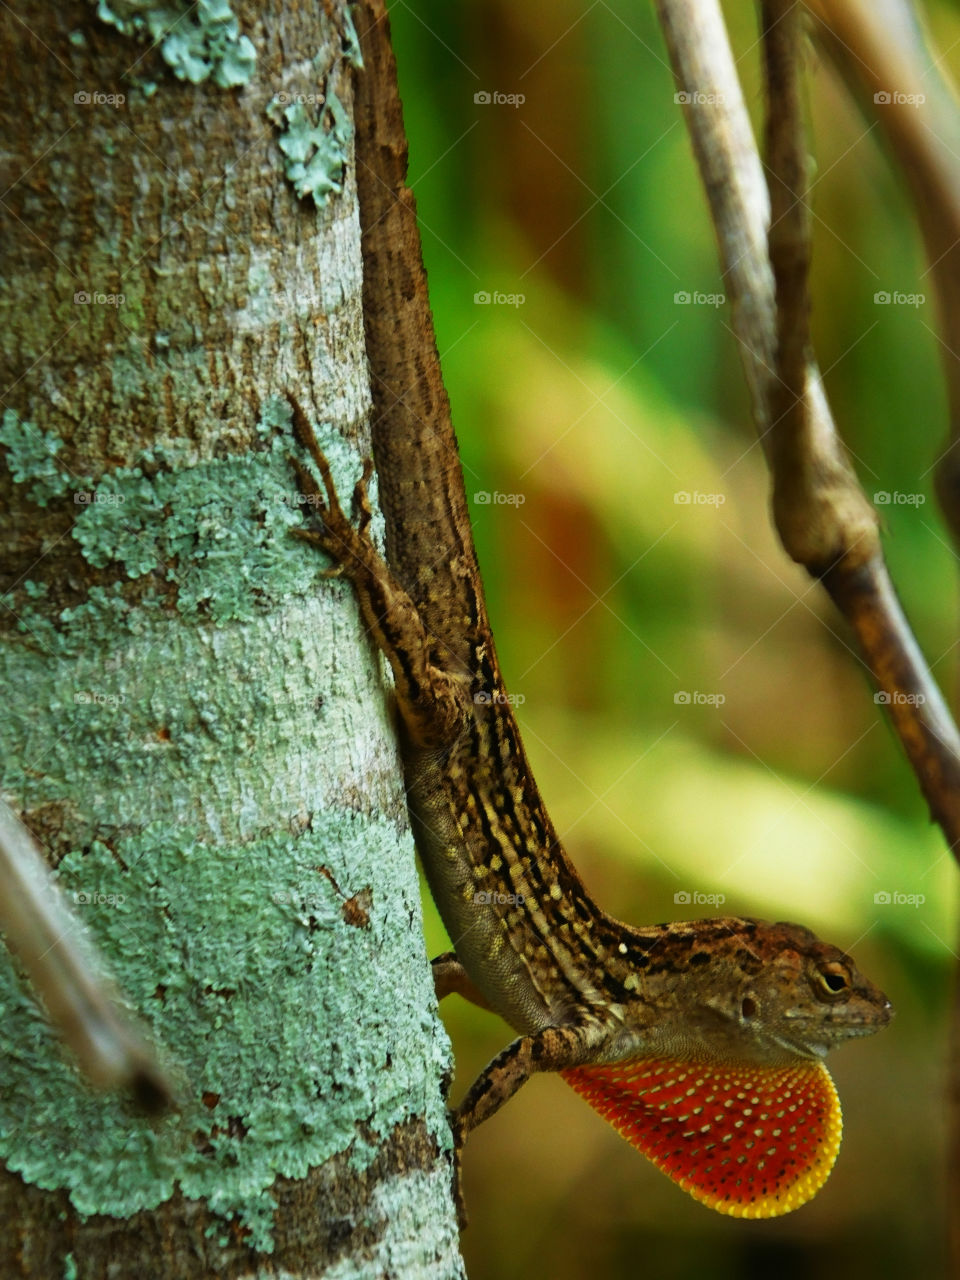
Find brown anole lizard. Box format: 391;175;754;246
289;0;892;1221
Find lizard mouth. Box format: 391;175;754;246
764;1030;830;1060
774;1001;894;1057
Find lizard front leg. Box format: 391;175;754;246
449;1024;598;1225
455;1024;596;1136
432;963;592;1224
287;394;471;751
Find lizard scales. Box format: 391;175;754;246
352;0;621;1036
292;0;892;1220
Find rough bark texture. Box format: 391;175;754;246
0;2;464;1275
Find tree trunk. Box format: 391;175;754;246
0;3;464;1274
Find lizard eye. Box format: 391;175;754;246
815;962;850;998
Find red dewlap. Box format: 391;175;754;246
562;1055;842;1218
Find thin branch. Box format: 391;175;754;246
806;0;960;542
653;0;777;452
0;797;171;1109
654;0;960;854
763;0;810;420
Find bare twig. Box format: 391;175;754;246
653;0;777;449
0;797;171;1109
763;0;810;425
653;0;960;854
806;0;960;541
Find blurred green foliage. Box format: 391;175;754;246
387;2;960;1275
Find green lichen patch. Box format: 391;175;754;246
0;409;74;506
270;92;352;206
94;0;257;88
10;581;158;657
71;466;166;578
0;402;450;1252
50;444;318;622
3;398;368;629
68;437;352;621
2;578;404;856
256;394;295;441
0;813;451;1252
341;8;363;70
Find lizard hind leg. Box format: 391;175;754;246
432;952;494;1011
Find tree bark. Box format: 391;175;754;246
0;2;464;1275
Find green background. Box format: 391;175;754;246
388;1;959;1276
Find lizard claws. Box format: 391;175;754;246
287;392;375;576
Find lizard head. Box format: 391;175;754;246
597;916;890;1067
682;917;892;1064
562;917;891;1218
